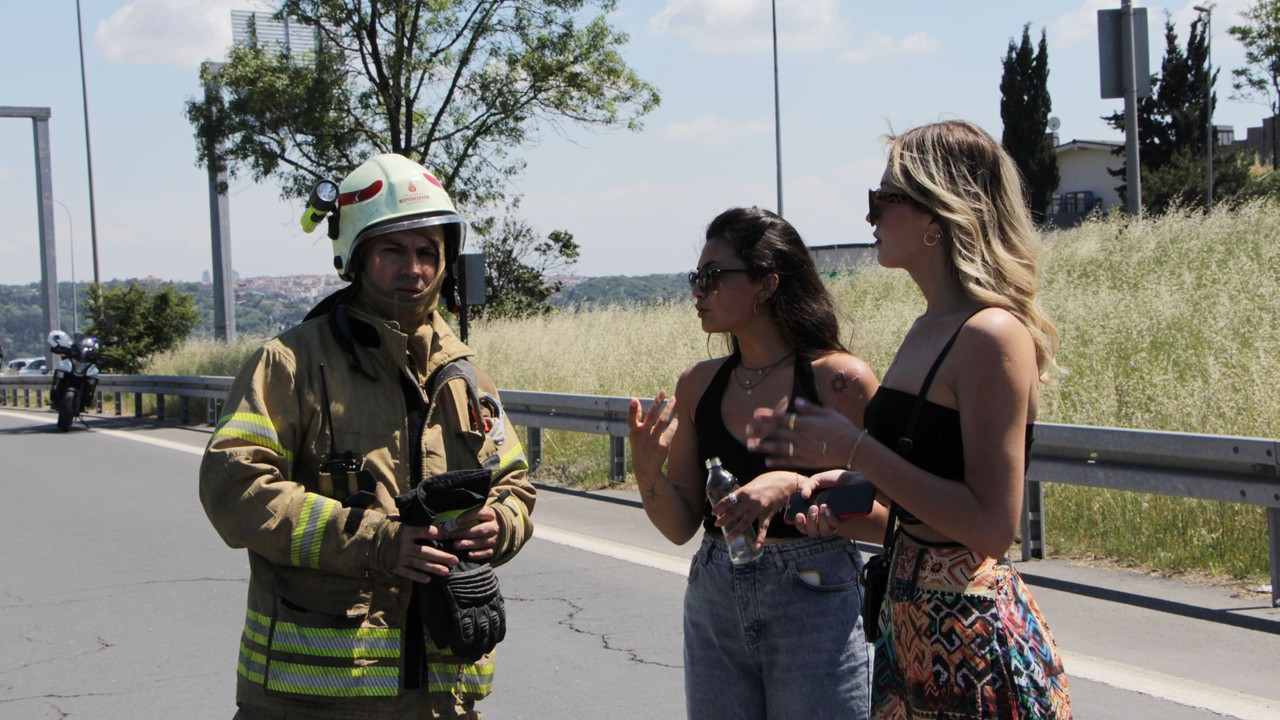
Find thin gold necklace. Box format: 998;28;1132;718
733;350;795;395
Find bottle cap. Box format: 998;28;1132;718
705;456;721;469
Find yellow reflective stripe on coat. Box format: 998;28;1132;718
426;662;495;695
237;641;267;684
497;437;527;474
213;412;295;463
266;661;400;697
271;621;401;659
291;494;338;568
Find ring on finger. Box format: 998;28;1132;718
727;492;738;506
788;413;797;431
788;441;794;458
819;440;828;457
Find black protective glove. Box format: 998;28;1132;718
394;469;506;662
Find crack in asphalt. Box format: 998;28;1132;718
507;595;680;670
0;635;113;677
0;577;246;610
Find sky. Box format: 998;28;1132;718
0;0;1268;285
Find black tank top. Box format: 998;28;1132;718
694;352;822;539
863;312;1034;525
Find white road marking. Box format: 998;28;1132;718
8;408;1275;720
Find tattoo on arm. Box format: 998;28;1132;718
831;370;852;395
646;486;659;501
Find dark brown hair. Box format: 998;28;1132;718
705;206;846;358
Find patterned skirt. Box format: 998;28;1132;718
871;533;1072;720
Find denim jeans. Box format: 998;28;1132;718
683;533;872;720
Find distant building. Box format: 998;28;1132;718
809;243;877;273
1047;139;1123;228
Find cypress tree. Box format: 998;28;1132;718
1000;25;1059;223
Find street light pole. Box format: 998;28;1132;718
54;200;77;332
1194;4;1215;213
771;0;783;217
74;0;101;284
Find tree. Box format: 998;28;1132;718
1228;0;1280;116
472;214;579;319
1000;24;1058;222
84;283;199;373
1104;15;1227;212
185;1;659;210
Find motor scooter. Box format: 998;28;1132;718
48;330;102;432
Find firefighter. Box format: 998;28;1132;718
200;153;535;719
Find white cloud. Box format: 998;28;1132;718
841;31;941;63
96;0;270;67
649;0;847;55
1048;0;1119;50
659;114;773;143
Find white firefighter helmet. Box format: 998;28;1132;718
328;153;466;282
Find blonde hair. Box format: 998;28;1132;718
886;120;1060;381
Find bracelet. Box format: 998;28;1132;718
845;428;868;469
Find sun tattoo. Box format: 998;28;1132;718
831;370;851;394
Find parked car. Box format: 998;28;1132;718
5;357;39;375
17;358;49;375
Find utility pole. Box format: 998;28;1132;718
1122;0;1142;218
1195;4;1215;212
74;0;101;285
771;0;783;217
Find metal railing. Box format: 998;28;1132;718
3;373;1277;606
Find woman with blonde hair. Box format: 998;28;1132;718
748;120;1072;719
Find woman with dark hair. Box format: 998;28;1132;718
747;120;1072;719
628;206;881;719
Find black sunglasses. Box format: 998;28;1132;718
867;189;930;225
687;266;752;293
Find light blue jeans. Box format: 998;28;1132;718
683;533;872;720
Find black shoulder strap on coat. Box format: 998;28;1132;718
424;357;482;429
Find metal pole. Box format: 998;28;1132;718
771;0;783;217
203;63;236;344
1205;7;1214;212
54;200;78;332
33;115;60;370
75;0;101;285
1122;0;1142;218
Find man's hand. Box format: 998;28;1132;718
394;524;457;583
448;504;502;561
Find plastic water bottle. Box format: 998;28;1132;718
705;457;763;564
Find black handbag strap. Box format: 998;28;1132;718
882;308;984;550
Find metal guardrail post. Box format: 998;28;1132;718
180;396;190;425
134;393;142;417
527;427;542;472
156;394;166;421
1269;507;1279;608
95;391;102;414
23;388;30;407
610;436;626;482
1020;480;1044;561
114;392;121;416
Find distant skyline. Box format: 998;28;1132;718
1;0;1267;285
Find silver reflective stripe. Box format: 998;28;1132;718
291;494;337;568
214;412;295;463
266;661;399;698
238;641;267;683
271;622;400;659
426;662;494;694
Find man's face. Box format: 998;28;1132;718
361;229;442;296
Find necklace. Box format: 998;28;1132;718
733;350;795;395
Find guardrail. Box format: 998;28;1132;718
3;373;1277;606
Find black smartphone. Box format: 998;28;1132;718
784;476;876;524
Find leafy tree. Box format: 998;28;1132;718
184;0;660;210
1105;15;1220;212
84;283;200;373
1000;24;1058;222
1228;0;1280;115
472;215;579;319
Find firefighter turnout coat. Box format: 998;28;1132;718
199;302;534;718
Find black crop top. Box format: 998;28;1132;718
694;352;822;539
863;314;1035;525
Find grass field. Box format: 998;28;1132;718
149;200;1280;584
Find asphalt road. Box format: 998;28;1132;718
1;407;1277;719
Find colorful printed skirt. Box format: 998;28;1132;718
871;533;1072;719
